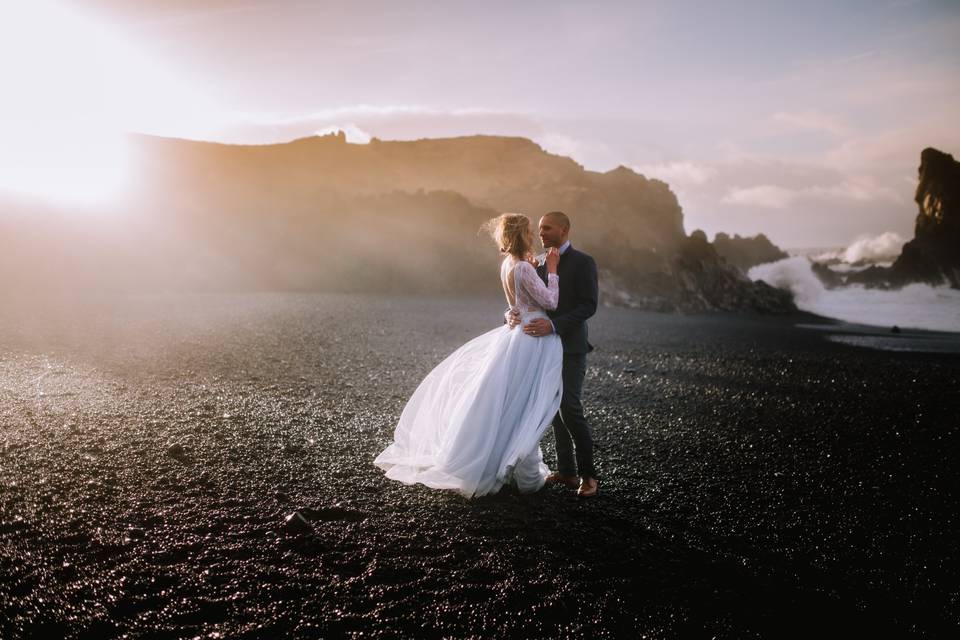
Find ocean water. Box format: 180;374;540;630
749;256;960;333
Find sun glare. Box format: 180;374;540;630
0;1;218;207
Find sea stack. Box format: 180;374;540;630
889;147;960;287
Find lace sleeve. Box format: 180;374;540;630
517;261;559;310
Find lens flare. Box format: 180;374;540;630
0;1;218;206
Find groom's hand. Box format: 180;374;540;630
505;308;521;328
523;318;553;337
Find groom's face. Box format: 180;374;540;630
538;215;569;248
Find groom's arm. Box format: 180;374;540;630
549;255;598;336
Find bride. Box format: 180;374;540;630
374;213;563;498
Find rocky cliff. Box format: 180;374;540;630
601;231;794;312
844;147;960;289
889;147;960;287
1;133;794;312
130;132;688;257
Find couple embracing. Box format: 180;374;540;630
374;211;600;498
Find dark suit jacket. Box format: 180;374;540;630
537;245;598;355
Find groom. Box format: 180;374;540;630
508;211;600;497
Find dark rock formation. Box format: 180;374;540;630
846;147;960;289
130;133;688;259
1;133;795;312
601;230;796;312
810;261;845;289
669;231;796;312
889;147;960;287
711;232;789;274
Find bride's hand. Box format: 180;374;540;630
545;247;560;273
524;252;538;267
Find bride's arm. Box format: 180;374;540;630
517;261;559;310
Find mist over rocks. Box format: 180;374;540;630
711;232;789;274
621;230;796;313
2;132;794;312
600;230;796;312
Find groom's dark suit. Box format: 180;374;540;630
537;243;599;479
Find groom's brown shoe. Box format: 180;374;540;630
577;477;599;498
545;472;580;489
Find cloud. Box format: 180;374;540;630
722;175;906;211
885;0;926;10
215;104;623;169
228;104;517;126
535;133;613;168
823;122;960;173
806;178;903;204
631;161;718;186
722;185;797;209
212;104;548;146
840;50;879;63
771;111;851;136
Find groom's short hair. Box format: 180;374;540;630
544;210;570;230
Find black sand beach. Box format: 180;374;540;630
1;293;958;638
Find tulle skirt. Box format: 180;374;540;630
374;311;563;498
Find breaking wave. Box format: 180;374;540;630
811;231;906;264
749;256;960;332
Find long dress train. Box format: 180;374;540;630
374;257;563;498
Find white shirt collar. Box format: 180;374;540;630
538;240;571;265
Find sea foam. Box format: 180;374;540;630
811;231;906;264
749;256;960;333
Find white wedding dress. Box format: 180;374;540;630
374;257;563;498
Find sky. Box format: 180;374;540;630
2;0;959;249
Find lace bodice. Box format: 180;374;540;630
501;257;559;314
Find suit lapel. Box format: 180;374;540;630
558;246;573;277
541;245;575;284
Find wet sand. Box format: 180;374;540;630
1;293;958;638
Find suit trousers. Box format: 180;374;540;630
552;353;595;478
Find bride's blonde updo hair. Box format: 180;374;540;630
482;213;533;259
